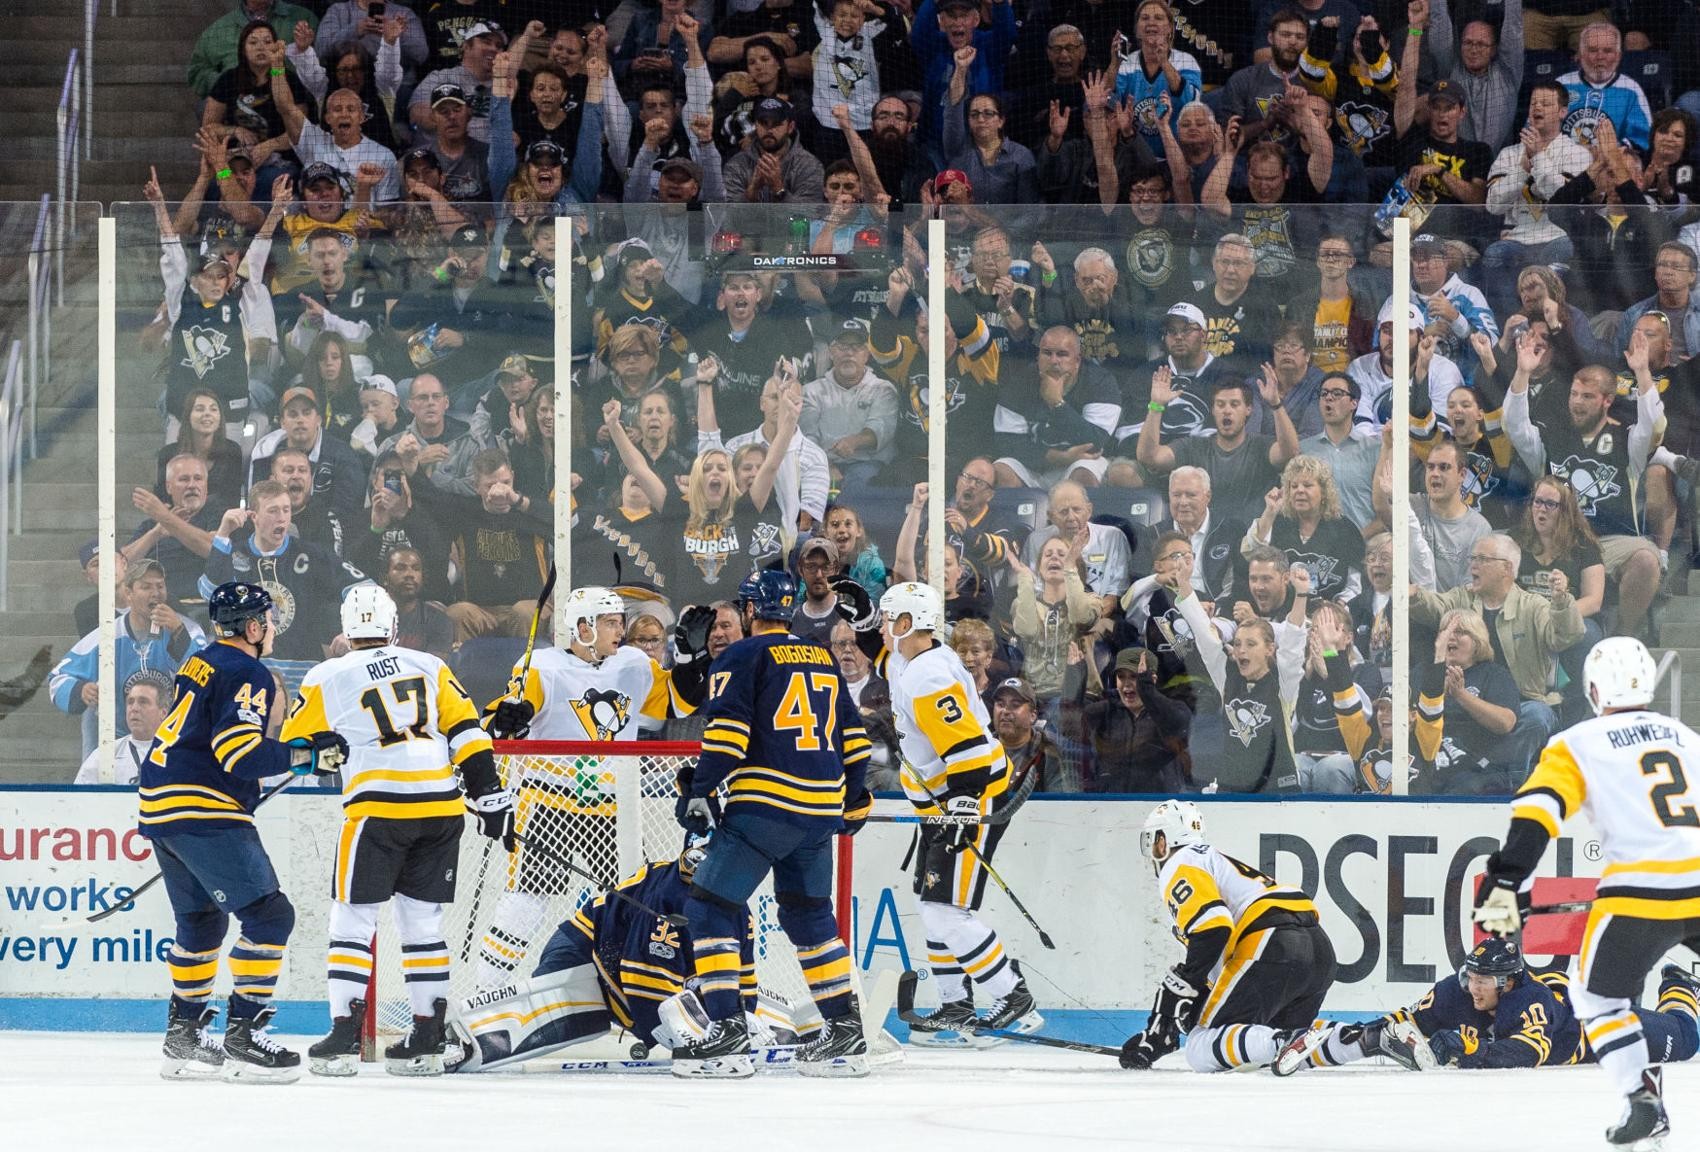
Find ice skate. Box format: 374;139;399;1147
1271;1023;1329;1076
222;1003;301;1084
796;1005;869;1078
1606;1068;1670;1151
670;1015;755;1079
385;998;448;1077
309;998;366;1077
160;999;223;1081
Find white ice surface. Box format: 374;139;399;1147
5;1031;1696;1152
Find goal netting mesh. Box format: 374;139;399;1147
366;741;842;1057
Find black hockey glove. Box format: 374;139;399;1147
288;730;349;776
1427;1029;1466;1067
469;788;516;851
1118;1024;1177;1070
831;576;877;631
673;604;716;666
487;698;535;741
675;792;721;835
940;791;980;853
841;789;873;837
1154;966;1201;1033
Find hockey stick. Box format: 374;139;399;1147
865;744;1043;826
78;775;301;926
894;971;1116;1056
459;562;559;965
511;831;689;929
905;770;1056;950
1527;901;1593;916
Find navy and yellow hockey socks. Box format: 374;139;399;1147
401;941;451;1016
687;891;747;1020
228;938;286;1009
1586;1009;1652;1096
167;945;220;1008
796;938;854;1019
327;937;374;1018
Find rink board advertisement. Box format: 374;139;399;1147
0;789;1619;1030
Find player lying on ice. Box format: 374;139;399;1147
1271;936;1700;1074
444;836;807;1072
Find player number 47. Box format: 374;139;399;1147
773;671;840;753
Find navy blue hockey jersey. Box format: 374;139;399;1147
137;640;295;837
691;633;872;830
553;859;755;1044
1407;968;1582;1068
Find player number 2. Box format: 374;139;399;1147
774;671;840;752
1641;751;1700;829
360;676;430;747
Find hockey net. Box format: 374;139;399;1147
365;741;851;1059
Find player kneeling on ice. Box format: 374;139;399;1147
284;583;515;1077
671;570;876;1079
1119;801;1337;1073
446;837;804;1072
1274;937;1700;1075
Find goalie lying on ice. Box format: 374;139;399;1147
447;838;801;1072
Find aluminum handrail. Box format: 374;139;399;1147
1657;649;1683;722
84;0;96;163
54;49;80;307
25;195;49;503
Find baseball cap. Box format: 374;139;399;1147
1114;647;1151;675
934;168;972;195
300;162;344;189
1377;298;1426;330
798;537;837;566
992;676;1036;705
1427;80;1464;107
497;353;531;379
279;385;319;412
614;238;654;265
450;224;485;249
402;146;441;171
430;83;468;107
938;0;979;11
225;146;254;170
199;250;234;274
525;139;566;166
1411;233;1446;255
360;374;398;397
831;318;869;344
753;97;795;124
79;538;100;568
1165;301;1206;329
461;20;504;43
660;156;703;182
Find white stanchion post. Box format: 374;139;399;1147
554;216;572;650
927;218;946;599
98;216;117;783
1391;217;1412;795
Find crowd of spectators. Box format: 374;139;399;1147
61;0;1700;795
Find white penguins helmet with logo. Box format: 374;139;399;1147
878;581;943;641
563;586;626;645
1583;636;1657;716
1139;799;1205;875
340;582;397;643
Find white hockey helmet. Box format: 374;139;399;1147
1140;800;1205;873
562;586;625;644
340;582;397;643
879;581;943;640
1583;636;1657;716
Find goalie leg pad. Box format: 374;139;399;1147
448;964;610;1073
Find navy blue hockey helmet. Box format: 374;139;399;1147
678;832;711;881
1459;937;1524;991
208;581;274;638
736;569;797;622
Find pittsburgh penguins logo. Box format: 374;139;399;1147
1153;605;1196;658
829;51;869;100
1553;455;1622;516
570;688;633;741
1126;229;1176;289
1334;99;1391;156
1460;449;1498;507
259;579;296;634
749;520;784;562
1226;696;1272;748
903;376;967;429
181;325;232;379
1288;551;1342;596
1242;206;1296;280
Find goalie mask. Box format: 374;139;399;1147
677;833;711;882
340;582;397;643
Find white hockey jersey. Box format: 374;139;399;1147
1155;842;1317;983
887;642;1008;813
1513;709;1700;919
281;644;491;821
502;645;682;742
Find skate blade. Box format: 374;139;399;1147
384;1053;445;1077
309;1054;360;1077
1271;1026;1328;1077
220;1060;301;1084
907;1028;984;1049
991;1011;1045;1036
1388;1020;1436;1071
797;1053;870;1079
159;1056;223;1081
670;1054;755;1079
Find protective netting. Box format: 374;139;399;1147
368;742;826;1050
